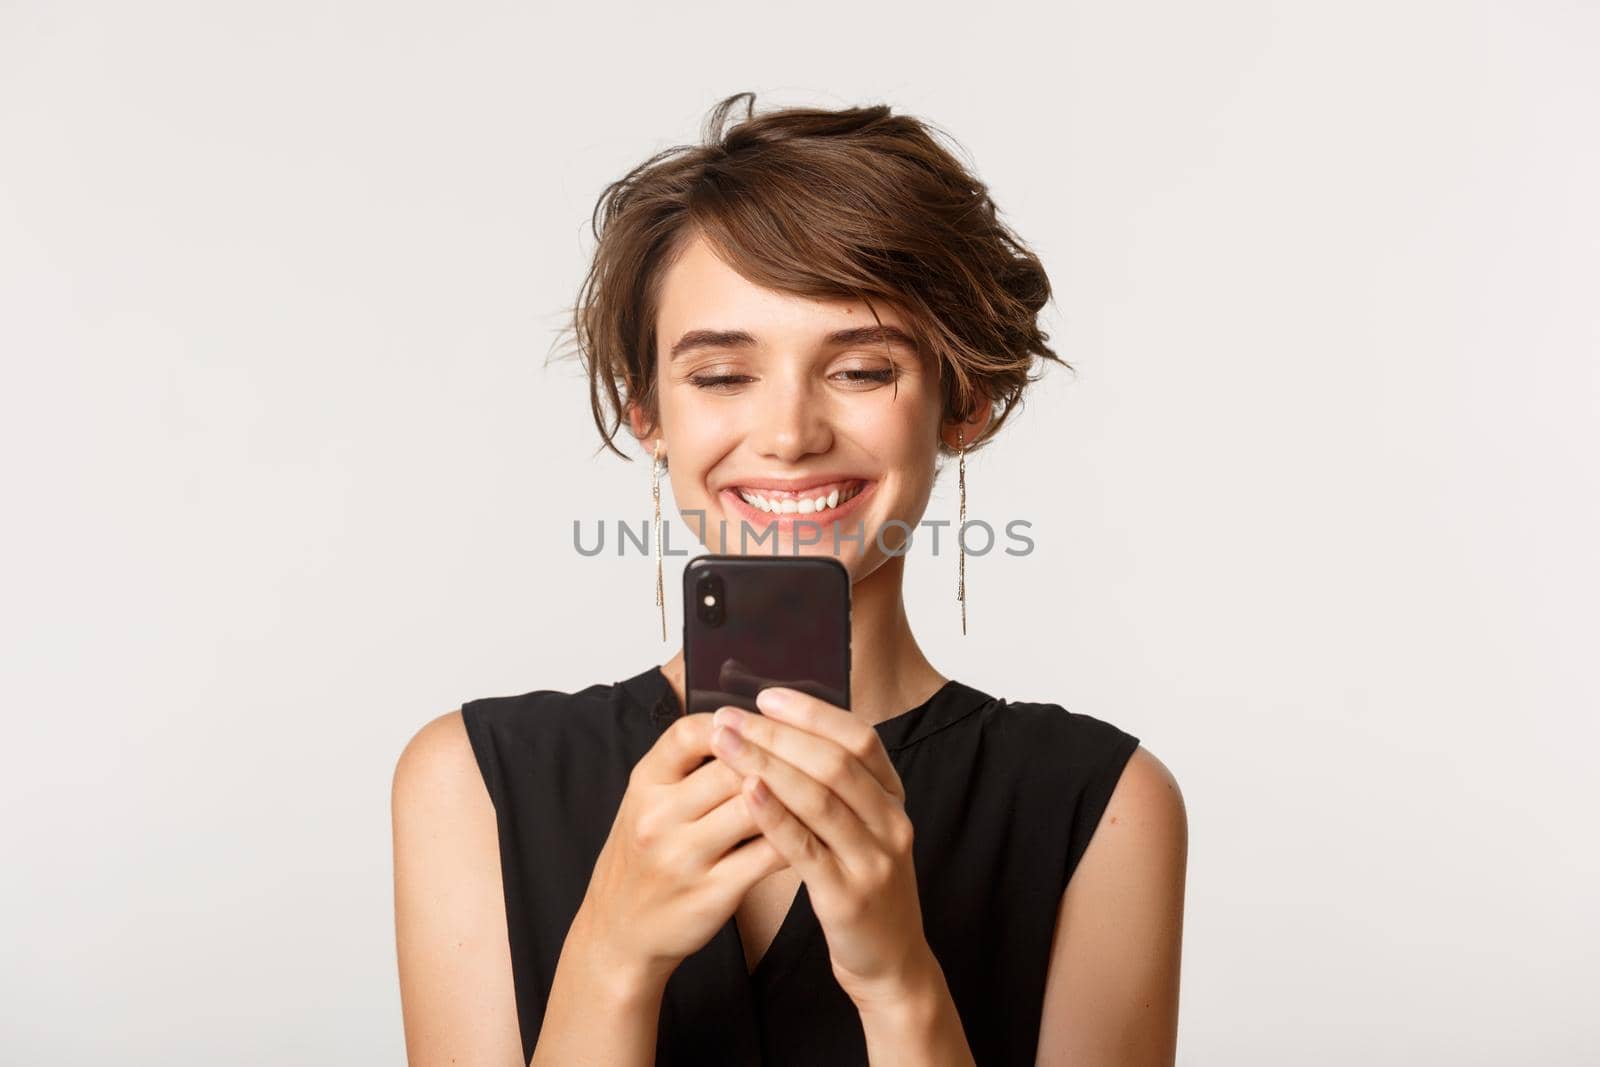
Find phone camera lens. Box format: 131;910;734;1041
696;573;725;627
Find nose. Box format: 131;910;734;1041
749;376;832;463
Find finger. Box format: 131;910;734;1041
632;712;717;785
755;687;906;802
715;727;882;881
713;705;903;846
665;754;746;822
706;829;789;893
738;774;847;896
686;790;766;864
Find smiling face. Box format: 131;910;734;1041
634;232;977;581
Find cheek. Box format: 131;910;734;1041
840;417;940;526
658;404;740;510
845;388;941;467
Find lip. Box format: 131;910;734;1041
718;479;879;533
719;474;870;496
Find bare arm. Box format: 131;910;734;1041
852;952;976;1066
1035;745;1188;1066
391;711;666;1067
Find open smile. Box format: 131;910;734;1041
718;478;876;527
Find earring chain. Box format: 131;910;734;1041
652;441;665;642
957;428;967;635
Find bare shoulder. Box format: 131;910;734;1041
1036;744;1188;1066
1061;744;1186;941
393;709;481;805
392;710;522;1066
1104;745;1187;847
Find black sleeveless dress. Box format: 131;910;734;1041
462;665;1140;1066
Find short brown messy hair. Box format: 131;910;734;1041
555;92;1067;458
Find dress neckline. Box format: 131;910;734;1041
621;664;994;753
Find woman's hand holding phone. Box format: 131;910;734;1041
570;711;790;992
708;686;940;1012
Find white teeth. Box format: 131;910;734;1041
734;482;865;514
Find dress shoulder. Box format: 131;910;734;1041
982;695;1142;887
988;696;1140;773
453;678;659;1065
459;676;654;815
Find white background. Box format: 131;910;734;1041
3;2;1596;1063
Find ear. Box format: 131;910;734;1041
941;392;994;450
625;402;663;457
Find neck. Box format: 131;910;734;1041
659;553;948;727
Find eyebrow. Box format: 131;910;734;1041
667;324;919;361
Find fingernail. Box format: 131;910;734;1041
747;777;768;805
713;706;744;731
755;688;793;715
714;726;744;754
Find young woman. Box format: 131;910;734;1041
393;93;1187;1066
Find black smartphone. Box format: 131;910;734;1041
682;554;851;716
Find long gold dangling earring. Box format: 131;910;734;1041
957;427;968;635
652;440;666;642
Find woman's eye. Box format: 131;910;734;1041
686;366;894;390
834;367;896;385
688;373;754;390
